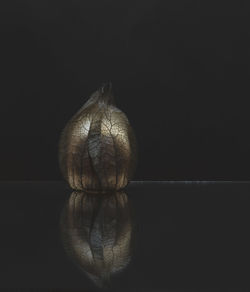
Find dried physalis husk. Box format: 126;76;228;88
60;191;132;288
58;83;137;192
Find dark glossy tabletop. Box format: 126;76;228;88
1;181;250;291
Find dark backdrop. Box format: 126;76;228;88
0;0;249;180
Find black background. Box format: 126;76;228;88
0;0;249;180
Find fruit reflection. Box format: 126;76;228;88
60;190;132;287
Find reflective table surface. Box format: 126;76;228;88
2;181;250;291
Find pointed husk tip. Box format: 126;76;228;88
101;82;112;94
99;82;115;104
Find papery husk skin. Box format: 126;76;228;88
58;83;137;192
60;191;132;288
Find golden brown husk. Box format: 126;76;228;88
58;83;137;191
